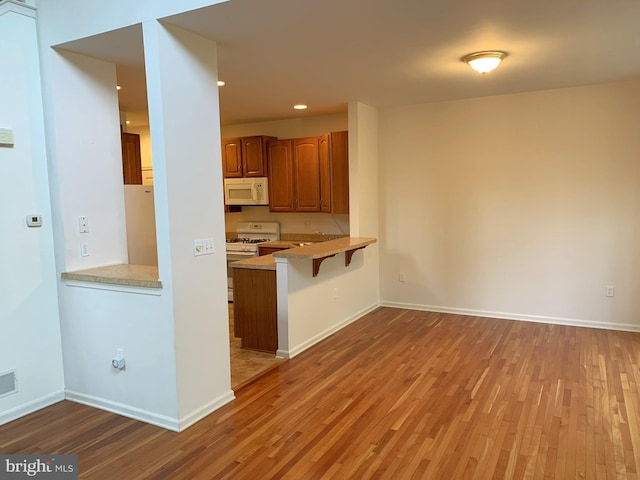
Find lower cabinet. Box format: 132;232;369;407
232;268;278;353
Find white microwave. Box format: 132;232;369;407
224;177;269;205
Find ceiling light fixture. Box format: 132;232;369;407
217;80;225;86
462;51;507;74
294;104;307;110
116;85;122;91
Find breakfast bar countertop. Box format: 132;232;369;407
272;237;377;260
229;255;276;271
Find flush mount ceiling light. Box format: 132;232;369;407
293;104;308;110
462;51;507;74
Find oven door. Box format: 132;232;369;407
226;251;258;301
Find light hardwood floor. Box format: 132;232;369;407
3;307;640;479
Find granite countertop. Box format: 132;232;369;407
273;237;377;260
61;264;162;289
229;255;276;271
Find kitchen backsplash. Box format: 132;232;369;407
225;206;349;237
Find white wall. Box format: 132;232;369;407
47;50;129;272
128;125;153;169
379;80;640;330
276;250;378;358
0;2;64;425
221;113;347;139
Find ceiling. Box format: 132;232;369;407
59;0;640;127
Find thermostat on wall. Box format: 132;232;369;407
26;214;43;228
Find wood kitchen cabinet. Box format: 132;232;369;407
268;137;321;212
121;132;142;184
222;135;276;178
233;268;278;353
267;139;295;211
268;132;349;213
319;131;349;214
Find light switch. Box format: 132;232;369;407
0;129;14;147
194;238;215;256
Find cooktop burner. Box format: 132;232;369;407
227;237;269;244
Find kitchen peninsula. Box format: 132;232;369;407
231;237;376;356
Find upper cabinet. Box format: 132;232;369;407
268;131;348;214
222;135;276;178
319;131;349;214
292;137;321;212
268;137;321;212
121;132;142;185
267;139;295;212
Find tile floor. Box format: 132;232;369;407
229;303;284;389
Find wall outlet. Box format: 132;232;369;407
605;285;615;297
80;243;89;257
112;348;125;370
78;216;89;233
194;238;215;256
399;273;405;282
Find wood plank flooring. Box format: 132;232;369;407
3;307;640;479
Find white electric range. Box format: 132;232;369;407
226;221;280;301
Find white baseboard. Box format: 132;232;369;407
178;390;235;431
0;391;65;426
65;390;236;432
379;301;640;333
282;302;380;359
65;390;182;431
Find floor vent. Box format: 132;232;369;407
0;370;17;398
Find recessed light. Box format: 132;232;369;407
294;104;307;110
125;120;131;125
116;85;122;91
217;80;225;86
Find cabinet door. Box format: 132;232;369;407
222;138;243;177
241;136;267;177
319;134;331;213
293;137;321;212
121;132;142;185
268;140;294;212
330;131;349;214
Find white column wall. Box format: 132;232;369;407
0;2;64;425
143;21;232;426
275;103;381;358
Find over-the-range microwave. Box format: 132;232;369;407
224;177;269;206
